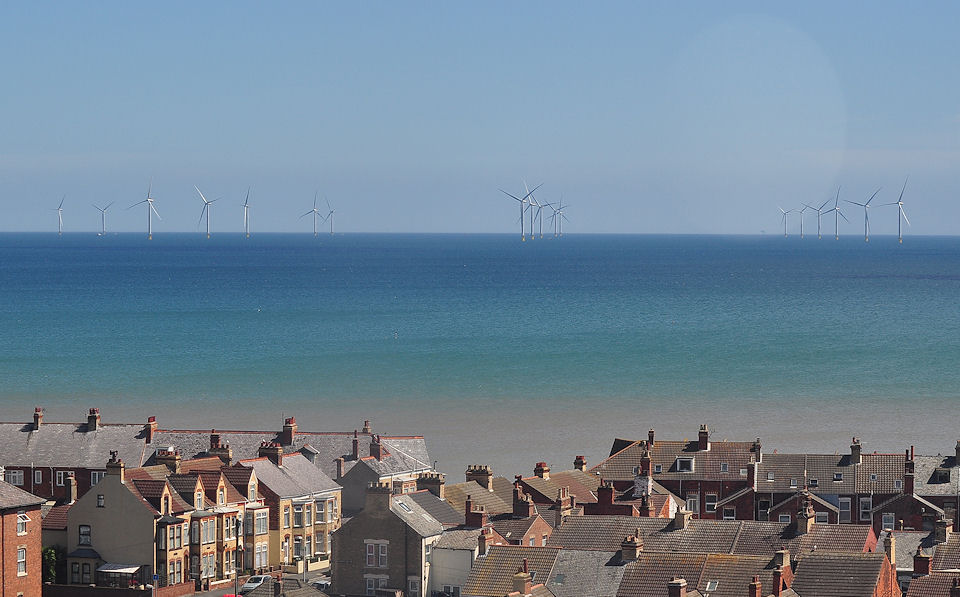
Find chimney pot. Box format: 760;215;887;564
534;462;551;480
667;577;687;597
370;434;383;461
851;438;862;464
362;419;372;434
648;428;655;447
352;430;360;460
884;533;895;567
281;417;297;446
32;408;43;431
914;545;932;576
621;535;643;561
574;455;587;471
258;441;283;466
87;408;101;431
749;575;762;597
465;465;494;491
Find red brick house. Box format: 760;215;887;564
0;480;45;597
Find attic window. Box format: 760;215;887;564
870;473;879;482
790;478;798;488
676;458;694;473
934;469;951;483
809;478;819;488
834;473;843;482
894;480;903;490
396;501;412;513
654;465;662;474
766;472;775;482
740;468;748;477
720;463;728;473
705;580;719;592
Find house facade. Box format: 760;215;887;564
0;479;45;597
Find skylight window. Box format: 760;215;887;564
396;501;412;513
706;580;719;591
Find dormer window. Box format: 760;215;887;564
870;473;878;482
720;463;729;473
248;483;256;501
834;473;843;482
654;464;663;474
790;478;797;488
766;472;775;482
676;458;694;473
934;469;951;484
218;488;225;505
809;478;819;488
895;479;903;490
195;492;203;510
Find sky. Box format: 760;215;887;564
1;2;958;234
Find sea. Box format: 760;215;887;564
1;232;958;479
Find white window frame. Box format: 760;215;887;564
859;497;872;521
56;470;69;486
686;495;699;514
882;512;895;530
17;547;27;575
78;524;92;546
834;472;843;481
5;469;24;486
722;507;735;521
766;471;775;482
379;543;388;567
408;576;420;596
91;471;106;486
654;464;663;474
17;511;29;534
720;463;728;473
839;497;852;523
705;494;718;513
96;494;104;508
34;470;42;485
815;511;829;524
779;514;791;523
676;458;694;472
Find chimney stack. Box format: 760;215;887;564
905;449;915;495
634;473;654;498
352;430;360;460
512;560;533;595
417;472;445;499
936;517;953;544
258;441;283;466
648;428;655;448
534;462;551;480
698;424;710;451
598;482;615;506
466;465;493;491
574;455;587;471
208;431;233;465
850;437;862;465
621;535;643;561
513;486;536;519
667;577;687;597
753;437;762;463
362;419;372;434
914;545;932;576
106;451;124;483
954;440;960;467
640;447;652;476
335;457;345;480
884;533;896;567
365;481;393;511
773;550;790;570
87;408;101;432
369;434;383;461
674;509;692;529
144;416;158;443
281;417;297;446
749;575;762;597
795;495;815;535
465;499;489;528
32;407;43;431
67;472;78;504
155;448;182;474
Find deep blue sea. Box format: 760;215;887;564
1;233;958;477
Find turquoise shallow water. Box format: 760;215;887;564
1;233;958;477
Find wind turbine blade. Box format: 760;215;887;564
326;198;332;211
901;207;911;227
195;185;209;204
244;187;250;207
846;201;865;207
299;210;313;218
839;210;850;223
58;195;65;209
128;200;147;209
865;187;881;206
500;189;523;202
198;206;207;226
898;177;908;204
520;183;543;202
818;199;830;211
105;201;114;211
151;204;162;219
314;191;318;210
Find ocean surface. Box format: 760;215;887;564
1;232;959;479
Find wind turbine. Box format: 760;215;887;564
553;198;569;237
823;187;849;240
325;198;335;235
778;207;794;237
880;178;911;244
499;183;542;241
804;199;831;240
300;192;323;237
92;202;114;236
53;196;65;235
242;188;251;238
846;188;881;242
129;183;161;240
195;186;217;238
798;204;809;239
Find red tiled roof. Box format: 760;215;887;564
42;503;71;530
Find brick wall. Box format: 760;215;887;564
3;504;43;597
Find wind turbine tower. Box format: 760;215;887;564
92;202;114;236
195;186;217;238
881;178;911;244
846;188;881;242
778;207;794;237
804;200;830;240
499;182;541;241
243;188;251;238
129;183;160;240
300;193;323;237
823;187;848;240
798;204;809;239
325;199;335;235
54;196;65;235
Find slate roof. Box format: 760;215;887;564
0;479;45;509
42;503;71;530
390;494;443;538
521;470;600;504
592;438;758;483
435;528;483;550
405;490;464;527
240;453;340;499
616;552;781;597
445;481;512;516
246;577;328;597
547;515;874;557
876;529;936;572
491;514;544;543
905;572;960;597
545;550;625;597
789;552;889;597
464;545;561;597
914;455;960;496
756;452;905;494
0;421;151;468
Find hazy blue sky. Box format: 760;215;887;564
1;2;958;234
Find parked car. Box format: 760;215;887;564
239;576;269;594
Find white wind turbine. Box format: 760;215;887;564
553;198;569;237
778;207;794;237
499;183;542;241
846;188;881;242
300;193;323;237
53;195;65;235
324;198;335;235
823;187;849;240
798;204;809;239
804;199;831;240
242;187;251;238
195;186;218;238
129;183;161;240
92;202;114;236
880;178;911;244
